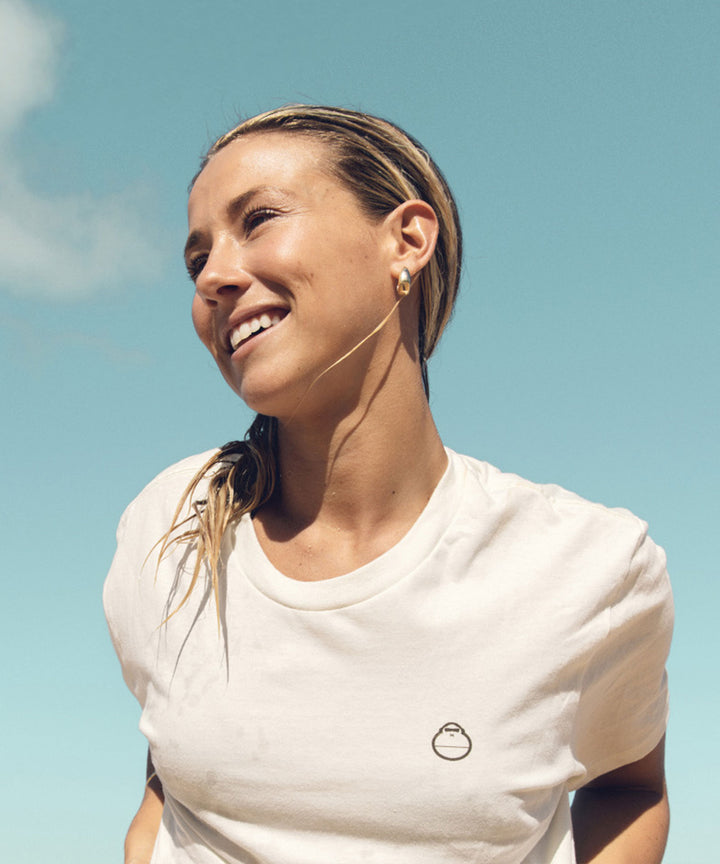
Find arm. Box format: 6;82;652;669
571;735;669;864
125;749;165;864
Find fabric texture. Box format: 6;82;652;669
104;448;673;864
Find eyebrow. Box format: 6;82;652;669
184;185;288;259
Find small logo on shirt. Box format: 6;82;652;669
432;722;472;760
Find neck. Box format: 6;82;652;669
262;368;447;539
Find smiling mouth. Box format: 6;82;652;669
229;311;286;352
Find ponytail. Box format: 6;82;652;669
155;413;278;625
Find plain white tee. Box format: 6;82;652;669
104;448;673;863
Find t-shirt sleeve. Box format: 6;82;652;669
104;480;186;709
570;522;673;788
103;497;156;708
103;452;218;709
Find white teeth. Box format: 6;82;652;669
229;312;283;351
230;323;249;350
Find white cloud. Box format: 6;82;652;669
0;0;58;135
0;0;162;299
3;311;151;366
0;170;162;298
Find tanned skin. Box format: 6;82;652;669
124;751;164;864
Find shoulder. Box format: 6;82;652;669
118;449;219;532
447;449;670;603
104;450;219;635
104;450;219;705
131;448;220;504
450;448;649;535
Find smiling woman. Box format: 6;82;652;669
185;132;431;417
103;105;673;864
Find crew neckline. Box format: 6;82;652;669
231;448;465;610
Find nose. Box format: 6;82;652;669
194;237;252;304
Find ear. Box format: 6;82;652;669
384;200;439;282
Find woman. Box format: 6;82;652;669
104;105;673;864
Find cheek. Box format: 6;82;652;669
191;293;213;348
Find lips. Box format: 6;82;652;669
228;309;287;352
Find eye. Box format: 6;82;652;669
243;206;278;235
186;253;208;282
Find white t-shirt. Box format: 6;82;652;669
104;448;673;864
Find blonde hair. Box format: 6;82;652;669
160;105;462;622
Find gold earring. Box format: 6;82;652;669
397;268;411;297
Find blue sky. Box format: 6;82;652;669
1;1;717;860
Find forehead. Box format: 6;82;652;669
189;132;334;210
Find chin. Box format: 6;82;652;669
224;373;294;420
220;354;361;423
